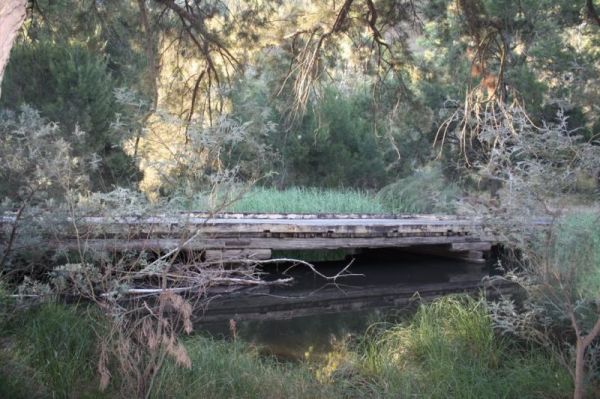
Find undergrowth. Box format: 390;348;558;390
0;296;572;399
357;296;571;398
186;186;387;214
376;165;460;214
0;302;109;398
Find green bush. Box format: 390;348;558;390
1;43;139;189
553;212;600;298
228;80;429;190
377;164;460;213
279;87;389;189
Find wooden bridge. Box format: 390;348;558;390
8;213;496;264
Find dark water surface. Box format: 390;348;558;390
195;250;491;359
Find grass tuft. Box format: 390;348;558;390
189;186;387;214
150;336;338;399
356;296;572;398
181;181;459;215
0;302;108;399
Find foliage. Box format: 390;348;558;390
229;79;428;190
0;105;90;274
1;43;139;189
460;102;600;397
549;212;600;298
0;303;107;399
377;164;460;213
272;86;390;189
358;296;572;398
0;105;88;202
0;297;572;399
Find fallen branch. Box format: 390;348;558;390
100;276;294;297
239;257;362;281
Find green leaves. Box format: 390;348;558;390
1;43;139;189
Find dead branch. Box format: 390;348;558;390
245;257;362;282
587;0;600;26
99;276;294;297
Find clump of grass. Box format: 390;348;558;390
0;296;573;398
150;336;339;399
183;182;459;215
232;187;385;213
357;296;572;398
0;303;108;398
377;164;460;213
173;169;461;214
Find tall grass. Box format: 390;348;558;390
176;164;459;214
0;303;108;399
231;187;387;213
357;296;572;398
185;186;387;213
150;337;339;399
181;182;458;214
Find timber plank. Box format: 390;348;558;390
50;236;494;251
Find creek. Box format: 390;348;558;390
195;249;495;360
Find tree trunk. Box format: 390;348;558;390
0;0;27;98
574;337;585;399
572;316;600;399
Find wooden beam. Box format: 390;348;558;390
204;249;271;261
50;236;493;251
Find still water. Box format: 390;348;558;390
196;249;491;359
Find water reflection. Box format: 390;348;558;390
196;250;490;359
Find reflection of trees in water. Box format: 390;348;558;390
199;255;489;359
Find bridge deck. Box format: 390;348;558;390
0;212;504;265
0;212;498;262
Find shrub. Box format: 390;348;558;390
1;42;139;189
377;164;460;213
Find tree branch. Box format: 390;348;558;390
587;0;600;26
582;315;600;347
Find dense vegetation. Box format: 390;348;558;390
0;297;573;399
0;0;599;398
2;0;598;196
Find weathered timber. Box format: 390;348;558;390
204;249;272;262
50;235;489;251
1;212;500;259
450;242;493;252
401;244;489;264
